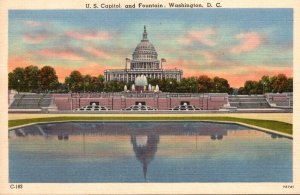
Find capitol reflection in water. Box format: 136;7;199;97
9;122;292;182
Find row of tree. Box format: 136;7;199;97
147;75;232;93
65;71;105;92
9;66;59;92
8;65;106;93
8;65;293;94
238;74;293;95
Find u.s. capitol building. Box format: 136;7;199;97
104;26;183;82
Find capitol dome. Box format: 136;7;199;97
134;42;156;54
103;25;183;84
132;26;158;61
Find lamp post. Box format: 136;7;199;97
17;79;20;93
83;78;87;93
215;83;217;93
207;94;209;110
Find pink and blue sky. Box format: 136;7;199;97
8;9;293;87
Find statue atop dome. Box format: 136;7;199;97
142;25;148;41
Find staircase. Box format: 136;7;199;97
228;95;270;109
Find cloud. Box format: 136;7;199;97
22;31;54;44
178;28;217;46
230;32;262;54
164;58;232;75
198;51;217;64
84;47;111;59
34;49;84;61
164;50;237;73
65;31;112;41
23;34;46;44
24;20;44;27
163;59;200;70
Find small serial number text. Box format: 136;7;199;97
283;185;294;189
10;184;23;189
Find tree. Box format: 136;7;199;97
164;78;178;92
197;75;214;93
8;72;14;90
56;83;68;93
238;87;246;95
65;72;105;92
83;74;93;92
24;65;40;92
238;74;292;95
213;76;231;93
106;80;124;92
243;80;259;95
80;75;104;92
66;70;83;92
39;66;59;92
8;67;25;92
260;75;272;93
177;77;198;93
148;78;161;89
96;75;105;92
272;74;289;93
287;77;293;92
88;76;98;92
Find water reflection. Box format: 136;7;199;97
9;121;292;182
210;134;223;140
8;122;234;179
10;121;236;139
14;128;27;137
131;134;159;180
270;133;283;139
57;134;69;140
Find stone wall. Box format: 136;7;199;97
52;93;228;111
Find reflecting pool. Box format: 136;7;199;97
9;121;292;182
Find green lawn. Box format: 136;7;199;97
8;116;292;135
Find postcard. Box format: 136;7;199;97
0;0;299;194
